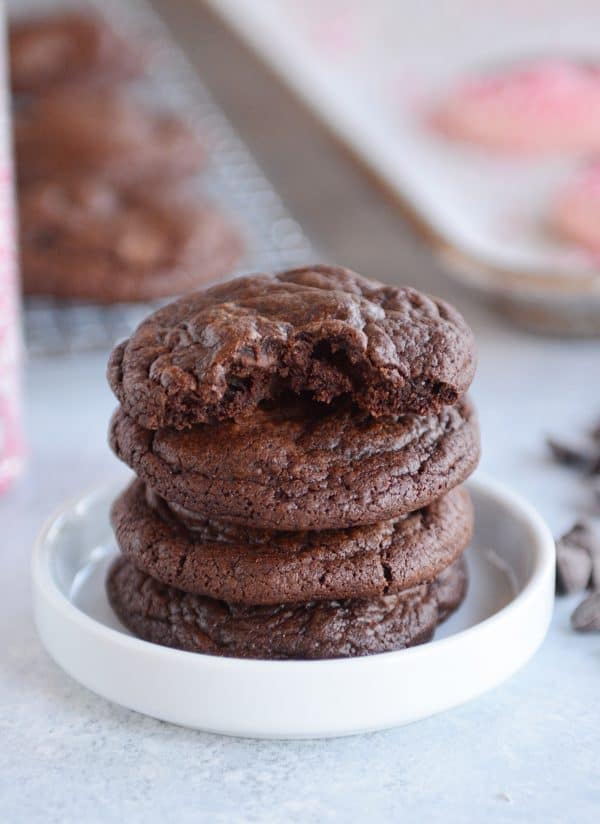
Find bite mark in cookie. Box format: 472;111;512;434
108;266;476;429
10;12;143;95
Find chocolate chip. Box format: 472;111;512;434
567;521;600;552
555;521;600;594
547;435;600;472
548;423;600;631
571;592;600;632
571;521;600;591
589;477;600;516
556;542;593;594
592;556;600;592
589;533;600;592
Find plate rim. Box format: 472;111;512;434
31;472;556;673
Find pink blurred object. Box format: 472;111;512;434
553;163;600;255
0;7;25;493
432;59;600;155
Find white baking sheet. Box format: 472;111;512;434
205;0;600;283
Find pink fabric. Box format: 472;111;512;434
0;107;24;491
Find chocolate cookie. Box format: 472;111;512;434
19;177;243;303
106;555;468;659
15;91;204;185
112;479;473;604
10;13;143;95
107;266;476;430
109;397;479;530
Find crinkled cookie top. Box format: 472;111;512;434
108;265;476;429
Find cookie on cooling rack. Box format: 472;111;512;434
19;176;243;303
9;12;144;95
15;90;205;184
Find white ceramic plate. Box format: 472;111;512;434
32;474;554;739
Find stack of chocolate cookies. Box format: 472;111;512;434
106;265;480;659
10;11;242;302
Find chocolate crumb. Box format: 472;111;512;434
571;592;600;632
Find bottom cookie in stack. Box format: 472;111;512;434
106;480;473;660
108;556;467;660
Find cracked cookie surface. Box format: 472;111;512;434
108;265;476;429
107;555;468;659
112;480;473;605
110;396;479;530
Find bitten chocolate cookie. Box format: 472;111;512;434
112;480;473;604
10;13;143;95
15;91;204;185
19;177;243;303
106;555;468;659
108;266;476;430
109;397;479;530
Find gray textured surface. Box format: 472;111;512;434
3;1;600;821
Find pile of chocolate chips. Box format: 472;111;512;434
548;429;600;631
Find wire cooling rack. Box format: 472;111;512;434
10;0;314;355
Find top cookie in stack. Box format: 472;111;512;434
108;264;475;429
107;265;480;659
